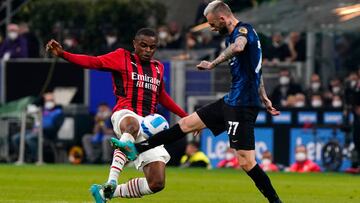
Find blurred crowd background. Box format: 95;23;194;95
0;0;360;174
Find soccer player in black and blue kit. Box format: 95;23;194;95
111;1;282;202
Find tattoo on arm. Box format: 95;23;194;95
259;75;268;100
211;36;247;68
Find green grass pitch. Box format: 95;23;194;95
0;164;359;203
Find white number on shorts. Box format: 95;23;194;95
227;121;239;135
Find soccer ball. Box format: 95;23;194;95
141;114;169;139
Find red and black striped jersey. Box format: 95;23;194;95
62;48;187;118
97;48;163;116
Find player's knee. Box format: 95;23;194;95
148;179;165;193
178;117;195;133
238;154;256;171
120;116;139;136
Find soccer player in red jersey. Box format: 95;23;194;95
46;28;188;202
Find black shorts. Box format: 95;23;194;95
196;99;259;150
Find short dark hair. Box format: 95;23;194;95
135;28;157;40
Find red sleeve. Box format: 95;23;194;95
62;48;125;71
309;162;321;172
217;160;226;168
159;85;188;118
289;163;298;172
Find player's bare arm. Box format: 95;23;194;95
196;36;247;70
46;39;64;57
259;75;280;116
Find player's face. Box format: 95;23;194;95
206;13;228;35
133;35;158;62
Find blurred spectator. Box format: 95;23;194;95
293;93;306;108
0;23;28;59
259;150;279;172
288;145;321;173
323;77;343;106
263;33;291;65
19;22;40;58
331;95;343;108
271;68;302;107
171;32;198;60
287;32;306;62
82;103;114;163
345;72;360;108
305;73;325;104
62;33;81;53
157;25;171;49
310;94;324;108
285;95;296;107
98;30;127;54
345;72;359;93
217;148;240;169
11;92;64;162
344;70;360;174
180;142;210;168
166;21;183;49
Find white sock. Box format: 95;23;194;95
113;178;153;198
107;149;127;184
119;132;135;142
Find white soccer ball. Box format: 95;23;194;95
141;114;169;139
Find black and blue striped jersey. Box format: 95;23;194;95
223;22;262;107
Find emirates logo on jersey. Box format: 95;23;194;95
132;72;161;92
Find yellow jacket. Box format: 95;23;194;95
180;151;210;168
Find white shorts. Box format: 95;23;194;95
111;109;171;170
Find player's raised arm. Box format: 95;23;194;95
196;36;247;70
46;39;124;71
46;39;103;68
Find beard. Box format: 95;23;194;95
218;25;228;35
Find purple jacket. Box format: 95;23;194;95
0;36;28;58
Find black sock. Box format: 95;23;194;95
246;164;280;203
135;124;187;153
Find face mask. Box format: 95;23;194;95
159;31;168;40
44;101;55;110
279;76;290;85
98;111;111;119
225;152;235;160
332;86;341;94
295;152;306;162
332;100;342;108
197;36;203;44
294;101;305;108
311;82;320;91
8;32;18;40
350;80;357;88
64;39;74;47
106;36;117;45
311;100;322;107
262;158;271;165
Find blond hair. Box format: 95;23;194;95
203;0;232;17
